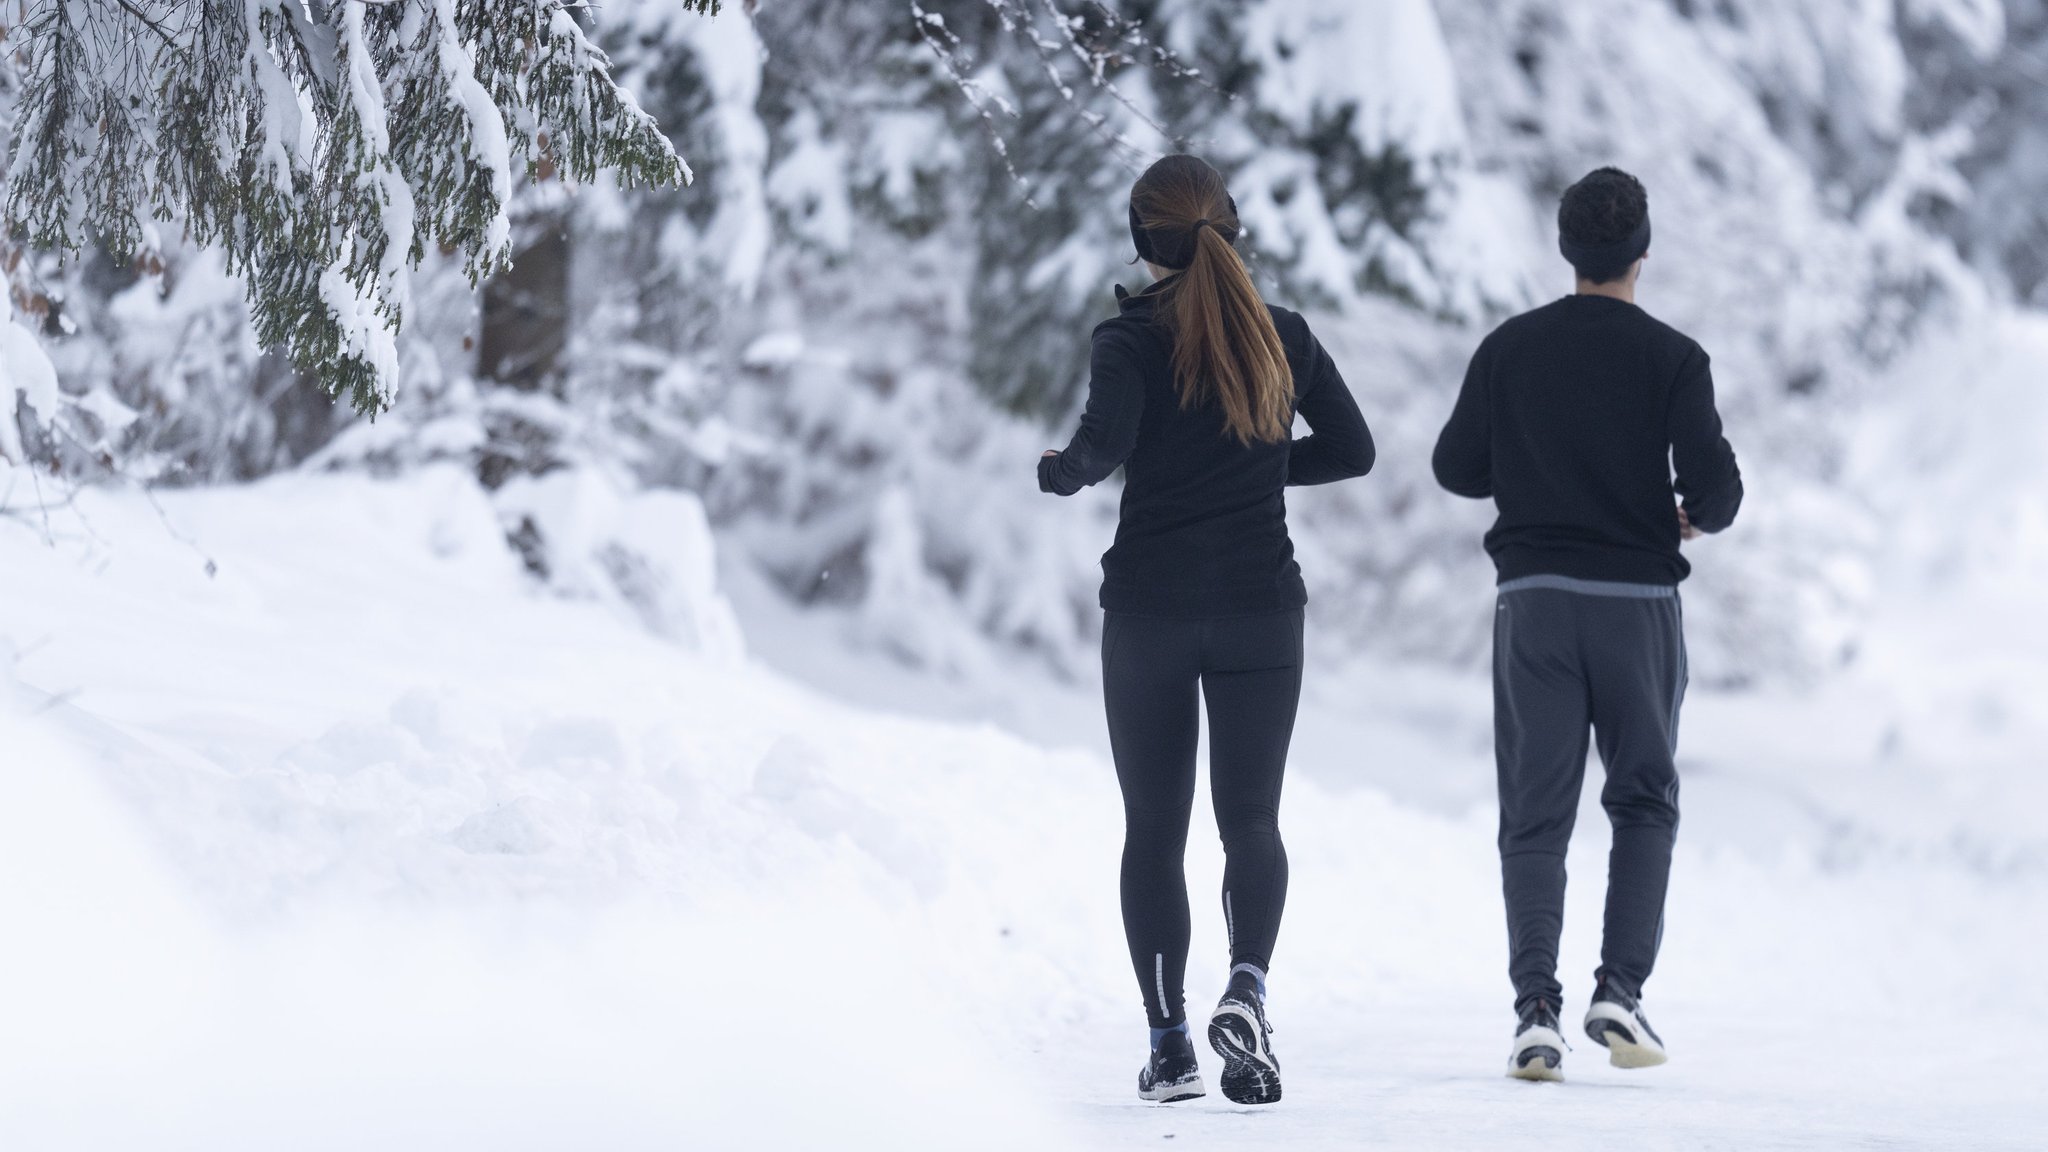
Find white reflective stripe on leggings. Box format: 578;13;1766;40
1155;953;1168;1018
1225;891;1236;950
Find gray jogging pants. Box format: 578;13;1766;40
1492;575;1688;1014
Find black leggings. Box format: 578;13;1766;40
1102;608;1304;1029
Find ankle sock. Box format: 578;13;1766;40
1150;1021;1190;1049
1228;962;1267;1001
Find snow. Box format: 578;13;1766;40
739;330;806;367
70;386;139;435
1242;0;1467;160
493;467;744;660
316;260;401;402
23;0;2034;693
6;2;2048;1145
1903;0;2007;57
429;0;514;259
244;0;315;181
663;4;773;298
323;0;409;404
2;463;2043;1149
767;106;856;253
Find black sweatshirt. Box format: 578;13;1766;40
1039;277;1375;617
1432;294;1743;585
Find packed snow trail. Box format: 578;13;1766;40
0;466;2041;1150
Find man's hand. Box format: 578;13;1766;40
1678;506;1702;541
1041;450;1059;458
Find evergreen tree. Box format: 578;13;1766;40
1;0;716;419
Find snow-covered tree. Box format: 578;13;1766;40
1;0;713;423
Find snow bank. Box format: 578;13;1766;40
496;467;744;661
0;716;1065;1150
0;469;1073;1148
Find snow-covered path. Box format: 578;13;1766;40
2;468;2042;1149
1051;998;2042;1151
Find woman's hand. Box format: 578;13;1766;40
1037;449;1064;494
1678;506;1702;541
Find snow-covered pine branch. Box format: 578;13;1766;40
0;0;712;418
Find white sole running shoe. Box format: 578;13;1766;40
1137;1072;1206;1103
1507;1021;1567;1082
1137;1028;1207;1103
1584;994;1668;1068
1208;990;1282;1105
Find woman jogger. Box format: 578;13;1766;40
1038;154;1375;1104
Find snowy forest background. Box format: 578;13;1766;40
8;0;2045;686
2;2;2046;1148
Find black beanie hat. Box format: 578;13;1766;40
1559;215;1651;283
1557;167;1651;282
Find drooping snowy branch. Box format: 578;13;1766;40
0;0;713;415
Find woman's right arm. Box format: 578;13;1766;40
1039;330;1147;496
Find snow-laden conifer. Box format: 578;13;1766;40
1;0;714;414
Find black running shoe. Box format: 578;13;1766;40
1137;1027;1205;1103
1207;977;1281;1105
1584;979;1668;1068
1507;998;1566;1082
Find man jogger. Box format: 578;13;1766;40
1432;167;1743;1080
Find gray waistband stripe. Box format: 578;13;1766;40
1498;574;1678;599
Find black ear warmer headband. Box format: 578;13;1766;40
1559;215;1651;281
1130;195;1241;270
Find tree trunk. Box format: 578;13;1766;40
477;213;571;393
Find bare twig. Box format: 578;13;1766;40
910;1;1039;207
139;481;219;578
109;0;179;49
912;0;1238;192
